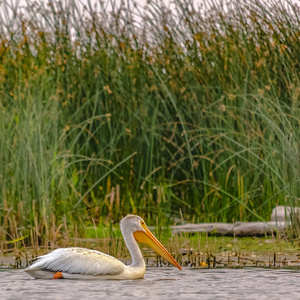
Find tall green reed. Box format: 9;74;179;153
0;0;299;247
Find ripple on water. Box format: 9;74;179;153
1;268;300;300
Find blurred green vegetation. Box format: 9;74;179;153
0;0;299;247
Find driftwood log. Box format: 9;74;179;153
169;221;288;236
150;206;298;236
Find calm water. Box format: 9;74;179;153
1;268;300;300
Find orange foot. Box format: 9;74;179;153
53;272;63;279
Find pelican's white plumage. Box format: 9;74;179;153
24;214;181;280
25;248;126;279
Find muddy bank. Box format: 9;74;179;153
2;248;300;270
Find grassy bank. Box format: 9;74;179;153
2;230;300;270
0;0;299;249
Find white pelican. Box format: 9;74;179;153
24;214;182;279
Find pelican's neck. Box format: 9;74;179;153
121;227;145;268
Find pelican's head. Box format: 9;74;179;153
120;214;182;271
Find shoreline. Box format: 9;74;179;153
2;249;300;270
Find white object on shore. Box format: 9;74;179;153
270;205;300;222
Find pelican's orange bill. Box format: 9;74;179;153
133;221;182;271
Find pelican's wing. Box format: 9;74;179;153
25;247;124;276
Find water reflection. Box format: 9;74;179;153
1;268;300;300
